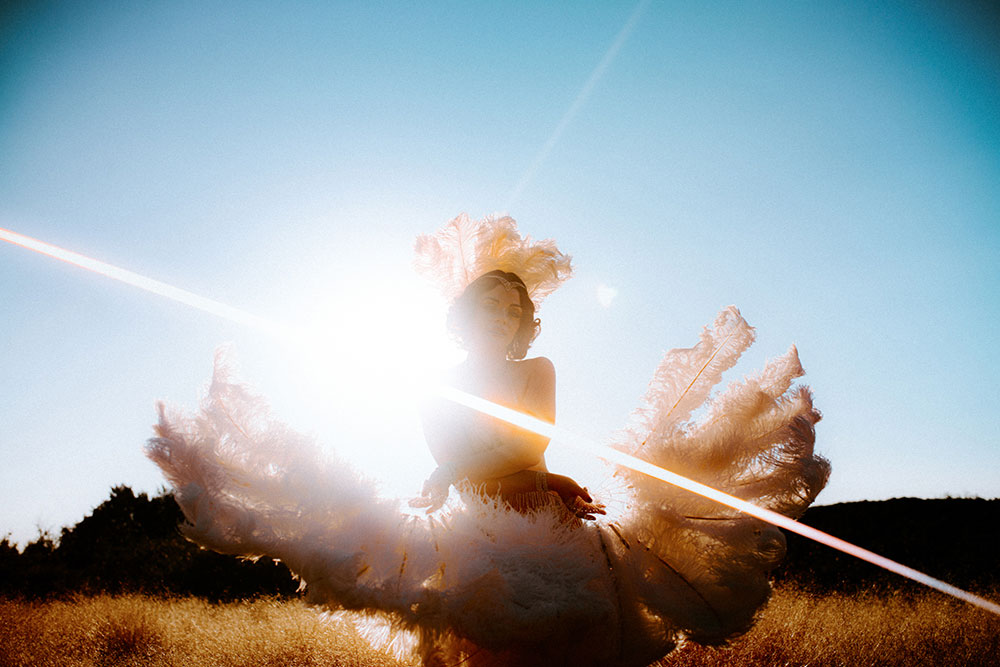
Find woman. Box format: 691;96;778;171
147;213;830;666
412;269;603;519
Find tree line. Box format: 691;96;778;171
773;496;1000;594
2;487;996;599
0;486;297;600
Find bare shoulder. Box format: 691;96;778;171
516;357;555;414
518;356;555;381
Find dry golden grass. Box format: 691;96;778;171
658;586;1000;667
0;594;403;667
1;587;997;667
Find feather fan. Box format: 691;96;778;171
615;306;828;521
624;306;756;456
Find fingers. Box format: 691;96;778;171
569;495;606;520
410;484;448;513
410;495;446;514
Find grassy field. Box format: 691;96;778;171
659;586;1000;667
1;586;997;667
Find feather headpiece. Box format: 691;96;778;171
413;213;573;306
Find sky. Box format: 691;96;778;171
1;0;998;547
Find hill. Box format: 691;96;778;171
0;486;297;599
773;497;1000;593
2;489;996;598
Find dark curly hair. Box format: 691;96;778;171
447;270;541;360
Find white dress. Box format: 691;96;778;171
146;306;829;667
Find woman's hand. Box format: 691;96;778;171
409;463;456;513
546;473;606;521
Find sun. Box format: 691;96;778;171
278;272;463;500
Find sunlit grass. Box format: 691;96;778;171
658;586;1000;667
1;586;997;666
0;594;402;667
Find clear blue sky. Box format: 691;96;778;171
2;1;998;547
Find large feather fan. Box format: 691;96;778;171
603;306;830;644
616;305;828;517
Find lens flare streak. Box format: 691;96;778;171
504;0;651;209
1;227;293;339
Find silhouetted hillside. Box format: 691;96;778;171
2;489;996;599
0;486;297;599
773;497;1000;593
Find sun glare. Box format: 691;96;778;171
280;275;463;499
0;226;456;501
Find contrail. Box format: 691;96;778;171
504;0;651;210
5;226;999;617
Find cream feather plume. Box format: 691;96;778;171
625;306;756;456
603;309;828;644
615;306;829;520
413;213;573;305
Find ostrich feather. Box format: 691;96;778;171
625;306;755;456
413;213;572;306
413;213;480;302
614;307;828;524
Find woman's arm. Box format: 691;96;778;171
507;356;555;459
476;470;606;520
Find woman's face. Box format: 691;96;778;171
467;283;524;356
